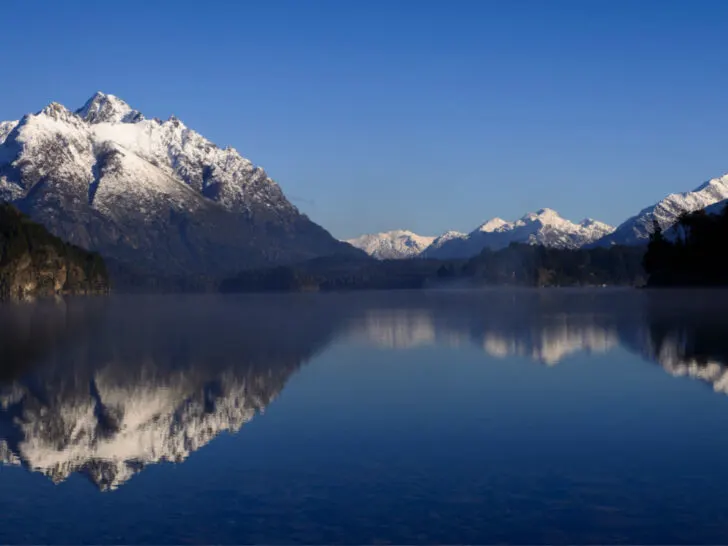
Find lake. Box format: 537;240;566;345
2;289;728;544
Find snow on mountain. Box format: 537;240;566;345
593;174;728;247
477;217;509;232
422;230;467;255
0;92;359;279
422;208;614;259
346;230;435;259
0;120;17;144
666;195;728;242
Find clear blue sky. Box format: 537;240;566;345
3;0;728;238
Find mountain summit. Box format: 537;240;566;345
345;230;435;260
422;209;614;259
0;93;359;280
76;92;144;124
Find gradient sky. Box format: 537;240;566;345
2;0;728;239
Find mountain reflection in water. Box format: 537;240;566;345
1;289;728;491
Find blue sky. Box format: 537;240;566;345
3;0;728;238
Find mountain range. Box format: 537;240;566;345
348;209;615;260
423;208;614;259
2;92;728;272
0;93;360;281
349;177;728;260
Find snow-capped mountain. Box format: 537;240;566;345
0;92;360;279
592;174;728;247
345;230;435;259
422;208;614;259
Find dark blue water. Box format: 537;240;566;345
2;289;728;544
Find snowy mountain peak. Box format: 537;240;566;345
167;114;185;127
519;208;562;223
38;102;76;121
76;91;144;124
346;230;435;260
477;218;508;232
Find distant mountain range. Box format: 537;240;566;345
0;92;361;281
423;208;614;259
349;177;728;260
346;230;435;259
349;209;614;260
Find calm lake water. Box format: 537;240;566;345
2;289;728;544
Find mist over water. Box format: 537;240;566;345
2;289;728;544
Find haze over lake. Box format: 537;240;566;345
2;289;728;544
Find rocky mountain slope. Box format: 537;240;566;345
593;174;728;246
345;230;435;259
0;93;360;281
0;204;107;300
422;208;614;259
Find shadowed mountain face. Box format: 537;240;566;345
2;290;728;491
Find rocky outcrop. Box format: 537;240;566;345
0;205;108;300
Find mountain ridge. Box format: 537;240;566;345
422;208;614;259
592;174;728;247
349;209;614;260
